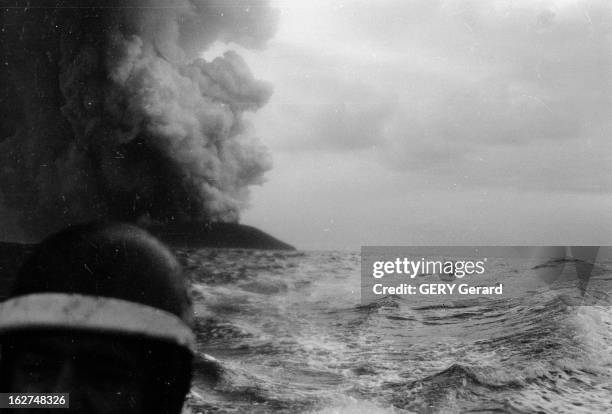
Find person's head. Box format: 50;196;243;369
0;222;195;414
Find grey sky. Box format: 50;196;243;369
219;0;612;250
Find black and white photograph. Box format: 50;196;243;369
0;1;611;413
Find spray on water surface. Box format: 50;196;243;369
177;248;612;413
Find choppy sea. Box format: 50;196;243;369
176;249;612;413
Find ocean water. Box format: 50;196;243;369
176;249;612;413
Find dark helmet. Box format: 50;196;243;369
0;222;195;412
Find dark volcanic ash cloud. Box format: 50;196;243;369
0;0;278;239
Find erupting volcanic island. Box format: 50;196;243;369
146;221;294;250
0;2;292;251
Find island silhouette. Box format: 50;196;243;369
0;222;294;300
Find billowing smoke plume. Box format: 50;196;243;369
0;0;278;239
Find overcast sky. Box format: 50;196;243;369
217;0;612;250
